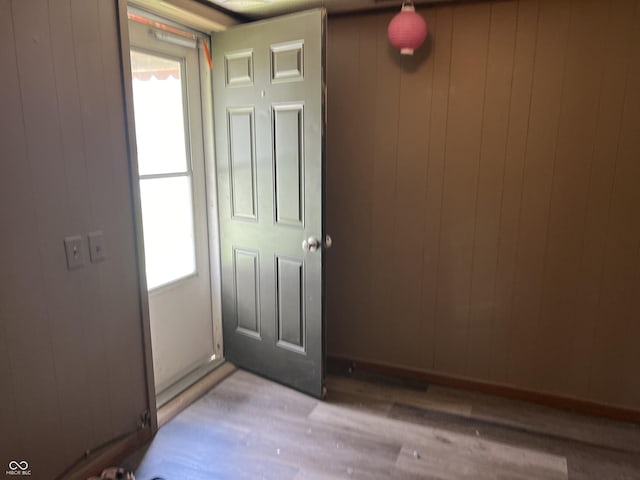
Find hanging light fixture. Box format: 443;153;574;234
387;1;428;56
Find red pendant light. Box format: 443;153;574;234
387;1;428;56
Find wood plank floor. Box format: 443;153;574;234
125;370;640;479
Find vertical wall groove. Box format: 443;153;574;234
427;6;453;370
501;0;539;385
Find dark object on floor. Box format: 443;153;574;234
87;466;135;480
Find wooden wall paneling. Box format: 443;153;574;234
533;0;611;394
325;18;343;356
631;65;640;409
48;0;101;461
420;6;452;371
490;0;539;384
631;239;640;408
97;0;148;436
506;0;570;387
0;328;18;460
8;0;73;474
433;2;491;376
387;8;435;369
47;0;92;236
569;0;636;401
0;0;148;475
344;14;377;361
0;248;15;463
367;13;403;361
0;0;28;463
465;1;518;379
589;1;640;408
326;17;361;357
70;0;117;445
326;0;640;411
619;15;640;408
605;1;640;411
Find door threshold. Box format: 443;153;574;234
156;360;235;427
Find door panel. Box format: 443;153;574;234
276;256;305;351
228;107;258;220
233;247;261;337
273;103;305;226
213;10;325;398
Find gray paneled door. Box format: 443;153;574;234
212;10;326;398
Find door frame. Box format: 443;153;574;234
115;0;236;432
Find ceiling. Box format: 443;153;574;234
205;0;451;20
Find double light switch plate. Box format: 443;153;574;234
64;231;106;271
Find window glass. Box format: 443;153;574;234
140;176;196;289
131;50;188;176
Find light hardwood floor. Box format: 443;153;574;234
125;370;640;479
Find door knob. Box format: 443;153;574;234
325;235;333;249
302;236;321;252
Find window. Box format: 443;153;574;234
131;50;196;289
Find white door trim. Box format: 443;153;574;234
116;0;230;431
116;0;157;432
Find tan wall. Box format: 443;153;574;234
326;0;640;410
0;0;147;476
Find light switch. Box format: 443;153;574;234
64;235;84;270
88;231;106;263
